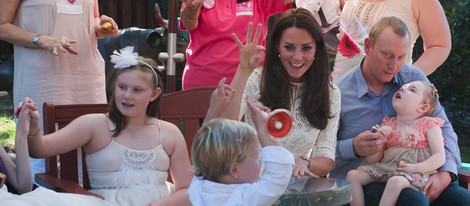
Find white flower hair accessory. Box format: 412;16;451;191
110;46;159;86
110;46;139;69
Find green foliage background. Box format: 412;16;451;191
426;0;470;102
414;0;470;146
0;115;15;152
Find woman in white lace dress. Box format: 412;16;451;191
224;8;340;182
17;47;193;206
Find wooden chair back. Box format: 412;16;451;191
158;87;214;153
35;87;214;196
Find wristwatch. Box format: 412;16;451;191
32;34;41;47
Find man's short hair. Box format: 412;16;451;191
368;16;410;44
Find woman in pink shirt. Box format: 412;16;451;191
180;0;293;90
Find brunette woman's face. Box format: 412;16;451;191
114;70;158;117
277;27;316;83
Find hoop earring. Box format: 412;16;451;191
278;53;280;58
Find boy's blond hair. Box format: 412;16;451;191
191;118;258;182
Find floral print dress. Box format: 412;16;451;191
359;116;444;189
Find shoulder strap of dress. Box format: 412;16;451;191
158;120;163;144
107;114;116;136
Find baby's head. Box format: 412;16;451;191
191;118;261;184
422;82;439;116
393;80;439;116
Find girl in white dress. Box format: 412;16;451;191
15;47;193;206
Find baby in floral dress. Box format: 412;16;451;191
346;80;445;206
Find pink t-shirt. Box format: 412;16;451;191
181;0;291;90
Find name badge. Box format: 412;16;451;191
203;0;215;9
236;1;253;16
56;3;83;14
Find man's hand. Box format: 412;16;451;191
422;172;452;202
353;131;386;157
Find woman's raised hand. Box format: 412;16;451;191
232;22;266;72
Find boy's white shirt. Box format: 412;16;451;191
188;146;295;206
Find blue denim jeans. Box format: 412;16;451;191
363;182;470;206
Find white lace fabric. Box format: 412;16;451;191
240;69;340;160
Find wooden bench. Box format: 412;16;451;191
34;87;214;198
458;163;470;190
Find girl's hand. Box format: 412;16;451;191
16;101;36;139
232;22;265;72
95;15;119;38
14;97;40;136
397;162;417;173
376;125;392;137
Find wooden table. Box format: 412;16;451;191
273;177;351;206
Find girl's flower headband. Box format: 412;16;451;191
110;46;159;86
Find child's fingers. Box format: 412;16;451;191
252;23;262;43
246;97;264;118
226;89;236;102
257;105;271;113
246;22;253;44
232;33;243;48
217;77;226;87
216;77;227;95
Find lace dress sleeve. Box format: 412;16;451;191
311;83;340;160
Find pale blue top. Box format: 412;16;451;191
330;63;461;180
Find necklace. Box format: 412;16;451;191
67;0;76;4
124;118;155;138
125;125;146;138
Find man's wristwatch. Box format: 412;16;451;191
32;34;41;47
